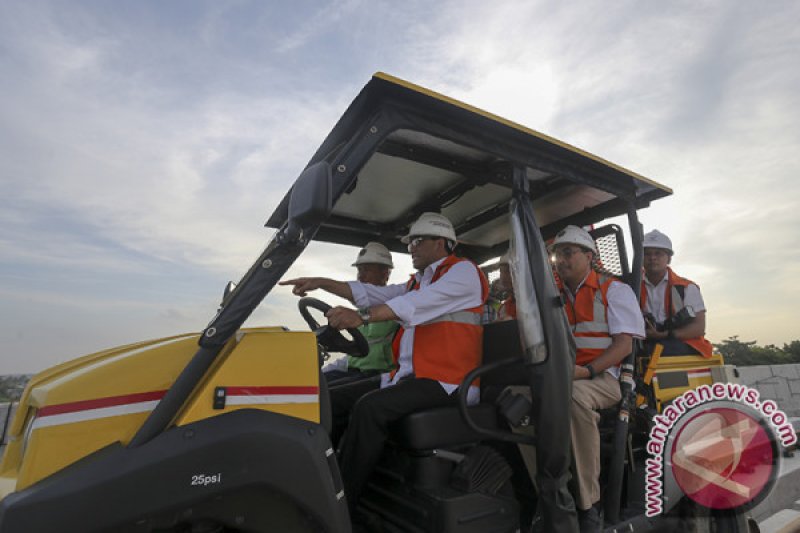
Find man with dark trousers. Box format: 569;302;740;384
280;212;488;517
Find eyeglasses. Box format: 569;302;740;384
407;236;438;251
554;247;587;259
644;249;669;257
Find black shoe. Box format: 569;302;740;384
577;504;603;533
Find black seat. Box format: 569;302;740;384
391;403;498;449
388;320;525;450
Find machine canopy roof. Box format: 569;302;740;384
266;73;670;263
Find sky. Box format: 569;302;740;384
1;1;799;374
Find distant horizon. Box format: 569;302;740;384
5;320;799;375
4;326;800;375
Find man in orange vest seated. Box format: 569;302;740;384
550;225;644;532
280;212;489;517
640;229;713;357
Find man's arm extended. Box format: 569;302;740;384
326;304;398;329
278;277;354;302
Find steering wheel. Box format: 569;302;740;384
298;297;369;357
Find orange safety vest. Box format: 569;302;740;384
498;296;517;320
391;255;489;385
558;270;615;366
640;268;713;358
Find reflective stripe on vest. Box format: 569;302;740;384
560;270;615;366
571;289;610;334
391;255;489;385
575;336;613;350
420;310;483;327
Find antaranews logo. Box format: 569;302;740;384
645;383;797;517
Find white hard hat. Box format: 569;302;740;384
352;242;394;267
643;229;673;255
401;212;457;244
550;225;597;254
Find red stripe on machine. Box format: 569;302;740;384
30;385;320;430
37;390;167;418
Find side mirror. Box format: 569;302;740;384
285;162;332;241
221;281;237;306
217;281;238;311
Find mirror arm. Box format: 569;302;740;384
457;359;537;445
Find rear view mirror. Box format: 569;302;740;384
221;281;237;305
285;162;332;241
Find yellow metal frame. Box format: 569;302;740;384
638;353;727;412
1;328;320;495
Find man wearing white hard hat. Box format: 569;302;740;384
641;229;712;357
548;225;644;532
322;242;399;385
280;212;488;515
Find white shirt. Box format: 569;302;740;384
643;271;706;324
349;257;484;404
562;272;645;377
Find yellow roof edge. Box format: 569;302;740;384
373;72;672;194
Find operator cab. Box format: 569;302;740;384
1;73;751;533
262;73;674;531
2;72;752;533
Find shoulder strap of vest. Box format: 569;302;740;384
674;284;686;299
639;278;647;310
431;255;489;304
667;267;694;288
407;255;486;297
666;268;691;315
431;254;463;282
594;272;617;304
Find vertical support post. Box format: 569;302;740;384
511;165;579;532
604;201;644;522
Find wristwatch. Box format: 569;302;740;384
584;363;597;380
357;307;371;325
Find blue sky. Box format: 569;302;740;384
1;1;799;373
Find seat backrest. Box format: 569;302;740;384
481;320;527;390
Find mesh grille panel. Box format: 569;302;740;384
594;233;623;277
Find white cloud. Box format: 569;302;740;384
2;0;799;373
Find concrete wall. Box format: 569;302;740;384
738;363;800;418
